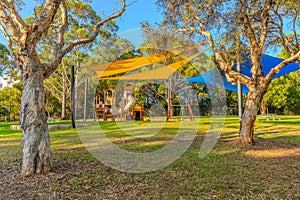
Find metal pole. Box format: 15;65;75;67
83;76;88;121
236;34;243;121
237;60;243;121
71;65;76;128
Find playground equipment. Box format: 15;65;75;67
95;83;144;121
95;88;116;121
120;83;136;120
104;88;115;121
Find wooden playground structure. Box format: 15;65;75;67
95;83;144;121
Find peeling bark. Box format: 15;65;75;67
20;57;52;176
239;89;264;145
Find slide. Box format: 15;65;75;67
123;94;136;113
113;91;136;117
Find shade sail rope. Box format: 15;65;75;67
83;42;209;77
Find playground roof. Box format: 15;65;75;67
186;54;300;94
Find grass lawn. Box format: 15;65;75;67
0;116;299;199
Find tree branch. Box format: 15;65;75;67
147;84;166;100
271;7;299;57
239;0;259;50
26;0;62;44
68;0;126;47
44;0;126;78
44;83;63;102
292;10;299;51
225;67;253;86
53;2;68;62
0;22;19;66
265;50;300;82
0;7;21;41
179;4;253;86
259;0;273;49
182;5;228;69
0;0;27;31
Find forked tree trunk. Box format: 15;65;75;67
239;89;264;145
20;58;52;176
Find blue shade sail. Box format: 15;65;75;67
186;54;300;94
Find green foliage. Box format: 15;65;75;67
0;43;19;84
0;43;9;76
264;71;300;114
264;47;300;114
86;34;136;65
0;82;22;121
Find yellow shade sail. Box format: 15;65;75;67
83;42;209;78
90;52;173;77
102;50;205;80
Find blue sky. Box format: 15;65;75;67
96;0;163;32
0;1;297;55
0;0;163;87
0;0;163;45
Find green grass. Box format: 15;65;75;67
0;116;299;199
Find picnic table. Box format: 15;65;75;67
257;113;281;121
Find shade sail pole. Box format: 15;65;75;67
84;76;88;122
236;35;243;121
237;59;243;121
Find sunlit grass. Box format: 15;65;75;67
245;148;300;158
0;116;299;198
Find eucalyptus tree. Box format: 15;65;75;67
0;0;126;176
157;0;300;145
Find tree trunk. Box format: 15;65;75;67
239;89;264;145
20;59;52;176
260;99;268;115
166;97;173;120
166;91;175;121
